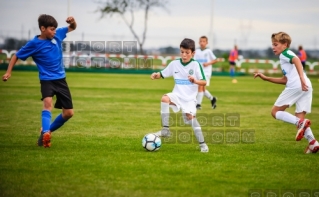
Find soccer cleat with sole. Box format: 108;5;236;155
211;97;217;109
42;132;51;148
296;119;311;141
200;143;209;153
154;127;170;137
196;104;202;110
304;140;319;154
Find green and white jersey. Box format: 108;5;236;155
160;58;206;101
194;48;217;75
279;49;312;89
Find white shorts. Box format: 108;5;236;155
274;88;313;113
166;93;197;116
205;74;211;86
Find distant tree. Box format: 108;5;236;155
96;0;168;55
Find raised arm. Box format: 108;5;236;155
254;72;287;85
66;16;77;33
2;54;18;81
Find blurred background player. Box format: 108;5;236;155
298;45;307;70
150;38;209;152
254;32;318;154
194;36;218;110
228;45;238;83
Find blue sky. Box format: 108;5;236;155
0;0;318;50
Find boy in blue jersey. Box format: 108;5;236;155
254;32;318;154
2;14;77;148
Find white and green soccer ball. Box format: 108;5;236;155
142;133;161;151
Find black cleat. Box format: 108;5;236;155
211;97;217;109
196;104;201;110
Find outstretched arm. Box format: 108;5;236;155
66;16;77;33
150;72;161;80
2;54;18;81
254;72;287;85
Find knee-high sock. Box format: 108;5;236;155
196;92;204;105
190;118;205;143
161;102;170;127
42;110;51;133
304;127;315;143
275;111;299;125
230;67;235;78
204;90;213;100
50;114;68;132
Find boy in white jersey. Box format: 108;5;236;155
194;36;218;110
150;38;209;152
254;32;318;154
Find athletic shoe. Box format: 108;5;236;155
304;140;319;154
200;143;209;153
154;127;170;137
42;132;51;148
296;119;311;141
196;104;202;110
37;128;43;147
211;97;217;109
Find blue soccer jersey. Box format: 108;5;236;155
16;27;68;80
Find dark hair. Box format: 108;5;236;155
38;14;58;29
299;45;303;50
180;38;195;52
200;36;208;41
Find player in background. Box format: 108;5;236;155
150;38;209;152
194;36;218;110
2;14;77;148
298;45;307;70
228;45;238;83
254;32;318;154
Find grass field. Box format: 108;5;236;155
0;71;319;197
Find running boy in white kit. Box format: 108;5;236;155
254;32;318;153
151;38;209;152
194;36;218;110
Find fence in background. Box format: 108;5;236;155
0;49;318;75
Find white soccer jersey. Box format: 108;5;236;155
160;58;206;101
194;48;217;75
279;49;312;89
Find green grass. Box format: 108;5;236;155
0;72;319;197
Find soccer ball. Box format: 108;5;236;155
142;133;161;151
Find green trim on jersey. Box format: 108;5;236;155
196;61;206;80
281;48;294;64
200;47;208;51
180;58;193;66
159;71;164;78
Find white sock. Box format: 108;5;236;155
190;118;205;143
275;111;299;125
304;127;315;143
204;90;213;100
196;92;204;105
161;102;170;127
